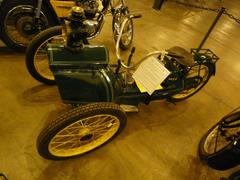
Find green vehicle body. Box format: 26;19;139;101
49;45;119;103
48;44;217;105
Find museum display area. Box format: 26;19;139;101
0;0;240;179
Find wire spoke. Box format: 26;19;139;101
49;114;120;156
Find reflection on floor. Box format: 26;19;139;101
0;0;240;179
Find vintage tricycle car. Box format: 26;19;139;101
36;1;220;160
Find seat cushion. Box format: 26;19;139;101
167;46;195;67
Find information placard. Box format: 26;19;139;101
133;56;171;95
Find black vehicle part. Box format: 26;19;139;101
199;110;240;170
37;103;127;160
0;0;57;52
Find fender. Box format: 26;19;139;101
205;60;217;76
206;140;240;170
210;62;216;76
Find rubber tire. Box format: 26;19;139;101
0;0;56;52
26;26;62;85
171;62;214;102
112;8;133;50
198;111;240;170
37;103;127;160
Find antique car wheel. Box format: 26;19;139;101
26;26;64;85
37;103;127;160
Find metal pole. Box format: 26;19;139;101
153;0;165;10
198;7;225;51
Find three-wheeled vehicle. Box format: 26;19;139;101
36;0;220;160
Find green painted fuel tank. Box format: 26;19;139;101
48;44;119;104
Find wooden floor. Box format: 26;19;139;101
0;0;240;179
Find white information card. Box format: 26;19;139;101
132;56;171;95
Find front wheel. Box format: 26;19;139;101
37;103;127;160
198;110;240;170
26;26;64;85
112;8;133;50
171;62;213;101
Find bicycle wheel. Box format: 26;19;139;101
26;26;64;85
112;7;133;50
0;0;56;52
171;62;213;101
199;111;240;170
37;103;127;160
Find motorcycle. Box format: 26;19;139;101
0;0;60;52
0;0;132;52
25;0;133;85
198;107;240;179
36;6;219;159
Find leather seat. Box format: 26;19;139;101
167;46;195;67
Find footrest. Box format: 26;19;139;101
120;105;139;113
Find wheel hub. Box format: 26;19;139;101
48;114;121;157
192;77;203;88
16;16;37;38
79;128;90;136
80;134;93;141
4;5;49;47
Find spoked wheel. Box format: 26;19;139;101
37;103;127;160
199;110;240;170
26;26;64;85
112;7;133;50
171;62;213;101
0;0;55;52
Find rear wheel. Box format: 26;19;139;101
26;26;64;85
171;62;213;101
199;110;240;170
0;0;56;52
37;103;127;160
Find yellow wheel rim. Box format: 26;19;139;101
34;35;65;80
48;114;120;157
172;64;209;99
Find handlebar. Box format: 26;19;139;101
127;14;142;19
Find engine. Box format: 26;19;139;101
75;0;104;18
65;0;104;51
